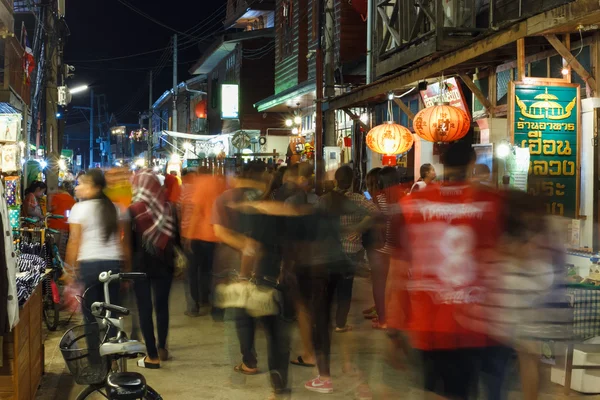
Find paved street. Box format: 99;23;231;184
33;277;588;400
35;277;419;399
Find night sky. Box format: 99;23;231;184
64;0;227;127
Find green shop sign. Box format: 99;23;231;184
510;79;580;218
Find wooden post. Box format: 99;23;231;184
589;32;600;97
458;72;493;113
546;34;597;93
488;68;497;118
563;33;572;82
393;98;415;120
517;38;526;81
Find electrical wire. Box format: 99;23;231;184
67;2;227;63
115;0;203;40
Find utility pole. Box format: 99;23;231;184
324;0;336;147
44;0;60;193
172;34;178;151
89;88;94;168
148;70;153;165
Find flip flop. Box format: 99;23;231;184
234;363;259;375
290;356;315;367
335;325;353;333
137;357;160;369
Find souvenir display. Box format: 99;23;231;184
1;145;19;172
4;176;20;206
8;206;19;230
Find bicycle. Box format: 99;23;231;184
60;271;163;400
21;214;66;331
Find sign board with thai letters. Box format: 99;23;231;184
510;79;580;218
420;77;469;114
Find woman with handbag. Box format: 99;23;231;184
128;170;178;369
212;162;293;399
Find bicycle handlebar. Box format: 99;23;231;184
92;302;130;317
119;272;147;280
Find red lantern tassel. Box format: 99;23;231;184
382;155;396;166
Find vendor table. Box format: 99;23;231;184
0;283;43;399
564;284;600;395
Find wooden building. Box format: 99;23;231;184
255;0;367;127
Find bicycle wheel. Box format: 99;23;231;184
76;384;108;400
42;279;60;331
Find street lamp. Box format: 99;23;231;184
69;85;89;95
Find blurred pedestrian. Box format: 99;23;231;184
164;171;182;204
332;165;378;332
128;170;178;369
182;167;226;317
65;169;126;347
212;162;292;398
410;163;436;193
388;142;506;399
369;166;401;330
48;181;76;259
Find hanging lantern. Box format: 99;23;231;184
194;99;207;119
366;122;414;155
413;103;470;143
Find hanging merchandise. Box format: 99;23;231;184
8;207;19;230
413;80;471;143
4;176;20;207
366;95;414;155
1;144;19;172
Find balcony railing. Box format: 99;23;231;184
374;0;573;76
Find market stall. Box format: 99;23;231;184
0;109;48;399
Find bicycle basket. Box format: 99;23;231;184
59;323;110;385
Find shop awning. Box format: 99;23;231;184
255;79;316;113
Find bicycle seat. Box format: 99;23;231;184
100;340;146;357
106;372;147;399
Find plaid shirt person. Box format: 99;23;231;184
340;192;379;255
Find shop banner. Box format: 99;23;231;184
420;77;469;114
510;79;580;218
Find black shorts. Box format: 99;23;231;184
417;348;480;399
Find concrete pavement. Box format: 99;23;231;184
34;277;590;399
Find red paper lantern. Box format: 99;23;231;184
413;103;470;143
343;137;352;147
382;155;396;166
366;122;414;155
194;99;207;119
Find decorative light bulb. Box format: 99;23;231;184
285;119;293;127
561;67;569;76
496;143;511;159
294;116;302;125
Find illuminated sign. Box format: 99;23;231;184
510;79;580;218
221;84;239;120
420;77;469;114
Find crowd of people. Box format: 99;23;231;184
56;141;572;399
